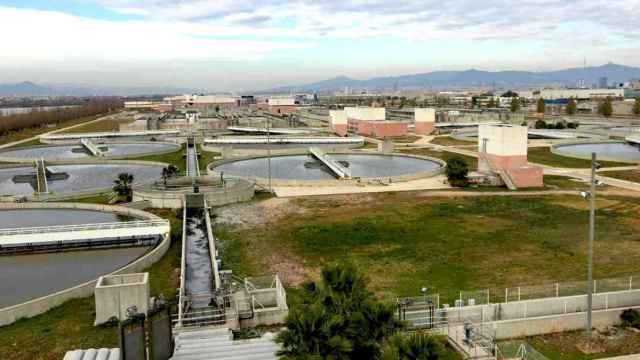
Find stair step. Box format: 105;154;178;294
175;342;277;357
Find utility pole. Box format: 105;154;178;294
586;152;597;343
267;117;272;193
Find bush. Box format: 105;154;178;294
534;119;547;129
621;308;640;328
555;121;566;130
445;156;469;187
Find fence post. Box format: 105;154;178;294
487;289;490;304
556;283;559;297
518;287;521;301
631;276;633;291
594;280;597;294
505;288;508;303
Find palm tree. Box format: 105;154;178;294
381;333;447;360
161;165;179;186
276;262;402;359
113;172;134;201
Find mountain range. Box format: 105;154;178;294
0;81;198;97
263;63;640;93
2;63;640;97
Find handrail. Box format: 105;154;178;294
0;220;169;236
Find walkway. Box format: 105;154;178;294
308;147;351;179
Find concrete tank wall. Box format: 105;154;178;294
345;107;386;121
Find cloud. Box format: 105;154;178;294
0;6;312;65
90;0;639;42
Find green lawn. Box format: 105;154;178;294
129;145;185;170
399;147;478;170
528;147;629;168
429;136;473;146
198;144;220;173
0;208;183;360
214;193;640;302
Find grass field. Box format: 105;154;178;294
527;329;640;359
399;147;478;170
430;136;474;146
59;115;133;134
214;192;640;301
528;147;629;168
0;208;183;360
600;169;640;183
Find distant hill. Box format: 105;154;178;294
0;81;199;97
262;63;640;93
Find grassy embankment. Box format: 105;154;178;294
429;136;474;146
527;147;630;168
0;208;183;360
215;193;640;302
0;113;113;147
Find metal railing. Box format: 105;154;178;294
0;220;169;236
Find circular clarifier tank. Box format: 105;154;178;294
0;142;179;161
0;208;148;308
0;163;164;197
210;153;444;181
552;142;640;163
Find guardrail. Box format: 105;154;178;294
0;220;169;236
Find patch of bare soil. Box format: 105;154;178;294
213;197;299;229
535;327;640;357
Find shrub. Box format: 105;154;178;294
534;120;547;129
445;156;469;187
621;308;640;328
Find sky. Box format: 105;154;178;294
0;0;639;92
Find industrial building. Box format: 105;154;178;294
257;97;297;114
478;124;543;189
537;88;624;101
344;107;408;138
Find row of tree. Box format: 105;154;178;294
0;97;122;135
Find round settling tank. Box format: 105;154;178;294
209;153;444;183
0;142;180;161
0;163;164;197
0;208;148;308
552;142;640;163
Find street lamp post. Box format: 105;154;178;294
586;152;598;342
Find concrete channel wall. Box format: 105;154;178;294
0;202;172;327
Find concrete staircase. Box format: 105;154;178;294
170;328;278;360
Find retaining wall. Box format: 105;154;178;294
133;180;254;209
0;202;171;327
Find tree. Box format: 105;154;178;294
534;119;547;129
381;333;448;360
501;90;518;98
555;121;566;129
113;172;134;201
486;97;496;108
598;96;613;117
276;262;402;359
536;98;546;113
445;156;469;187
509;97;521;112
633;97;640;116
161;165;179;186
566;97;577;115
